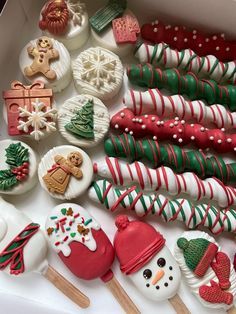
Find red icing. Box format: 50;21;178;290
141;20;236;62
211;252;231;290
110;109;236;154
199;280;233;305
58;229;115;282
112;15;140;44
114;215;165;275
194;242;218;277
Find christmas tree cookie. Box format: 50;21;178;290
0;140;38;195
58;95;109;148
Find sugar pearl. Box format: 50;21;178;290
227;138;232;143
125;128;129;132
175;117;180;121
173;134;177;139
178;138;183;143
142;125;146;129
193;30;197;34
144;114;148;118
217;139;222;144
221;33;225;38
199;43;202;47
132;118;136;122
226;47;230;51
120;112;125;117
153;28;157;32
190;124;194;127
139;119;143;123
205;38;209;42
213;35;217;40
234;147;236;151
209;136;214;140
181;120;185;124
156;121;161;125
200;127;205;132
151;117;155;121
175;26;179;31
191;136;195;140
174;37;177;41
221;128;225;132
184;38;188;42
170;123;174;128
193;35;197;40
160;121;164;125
153;136;157;140
216;46;220;51
155;20;159;24
174;121;178;126
115;124;119;129
178;129;183;133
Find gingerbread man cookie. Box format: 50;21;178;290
24;36;59;80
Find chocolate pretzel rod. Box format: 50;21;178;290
88;179;236;235
123;88;236;129
135;42;236;84
104;134;236;184
111;109;236;154
127;64;236;111
141;19;236;62
93;157;236;208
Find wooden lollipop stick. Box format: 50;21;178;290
106;276;140;314
169;294;191;314
228;306;236;314
44;265;90;308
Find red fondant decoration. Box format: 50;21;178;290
199;280;233;305
114;215;165;275
39;0;69;35
2;81;53;136
58;229;115;282
141;20;236;62
110;109;236;154
211;252;231;290
112;15;140;44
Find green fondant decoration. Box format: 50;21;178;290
65;100;95;139
0;143;29;191
61;208;67;215
70;233;76;238
104;133;236;184
127;64;236;110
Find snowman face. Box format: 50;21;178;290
129;246;181;301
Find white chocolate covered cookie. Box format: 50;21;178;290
58;94;109;148
72;47;123;100
19;36;71;93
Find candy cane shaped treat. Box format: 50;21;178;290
111;109;236;154
174;230;236;312
135;43;236;84
123;89;236;129
88;179;236;235
93;157;236;208
127;64;236;110
141;19;236;62
0;197;90;308
46;203;140;314
113;215;190;314
104;134;236;184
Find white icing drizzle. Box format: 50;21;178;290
45;203;100;257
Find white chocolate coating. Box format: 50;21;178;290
174;230;236;310
0;197;48;275
72;47;123;100
40;1;89;51
91;10;136;58
130;247;181;302
58;94;109;148
19;37;72;93
94;157;236;208
38;145;93;200
136;42;236;84
45;203;100;257
0;140;38;195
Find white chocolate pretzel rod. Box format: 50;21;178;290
88;180;236;235
135;42;236;84
123;88;236;129
93;157;236;208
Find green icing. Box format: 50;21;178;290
65;100;94;139
104;134;236;184
127;64;236;110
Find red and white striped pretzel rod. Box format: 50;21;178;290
93;157;236;208
123;89;236;130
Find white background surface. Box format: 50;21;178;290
0;0;235;313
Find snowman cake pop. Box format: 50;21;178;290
114;215;190;313
0;197;89;308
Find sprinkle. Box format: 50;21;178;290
200;127;205;132
63;236;68;242
55;242;60;246
205;38;209;42
178;138;183;143
175;26;179;31
190;124;194;127
226;47;230;51
181;120;185;124
74;213;80;219
221;33;225;38
66;227;71;231
173;134;177;139
234;147;236;151
209;136;214;140
213;35;217;40
221;128;225;132
174;121;178;126
144;114;148;118
178;129;183;133
156;121;161;125
129;131;133;135
205;148;210;152
218;139;222;144
199;43;202;47
142;125;146;129
139;119;143;123
193;35;197;39
193;30;197;34
151;117;155;121
155;20;158;24
216;46;220;51
50;216;58;220
175;117;179;121
227;138;232;143
191;136;195;140
160;121;164;125
184;38;188;42
154;28;157;32
170;123;174;128
174;37;177;41
125;128;129;132
115;124;119;129
120;112;125;117
153;136;157;140
132;118;136;122
84;218;92;226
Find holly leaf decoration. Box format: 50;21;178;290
5;143;29;168
0;169;18;190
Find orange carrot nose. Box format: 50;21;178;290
152;270;165;285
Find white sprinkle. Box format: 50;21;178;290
115;124;119;129
129;131;133;135
144;114;148;118
153;28;157;33
174;121;178;126
132;118;136;122
155;20;159;24
153;136;157;140
175;26;179;31
226;47;230;51
205;38;209;42
190;124;194;127
205;148;210;152
136;118;139;122
221;33;225;38
156;121;161;125
209;136;214;140
170;123;174;128
213;35;217;40
200;127;205;132
167;25;171;28
175;117;180;121
184;38;188;42
218;139;222;144
151;117;155;121
221;128;225;132
227;138;232;143
165;25;169;30
142;125;146;129
191;136;195;140
193;35;197;40
151;22;155;26
178;129;183;133
173;134;177;139
216;46;220;51
125;128;129;132
139;119;143;123
174;37;178;41
160;121;164;125
120;112;125;117
234;147;236;151
178;138;183;143
199;43;202;47
193;30;197;34
181;120;185;124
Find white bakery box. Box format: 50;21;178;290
0;1;235;314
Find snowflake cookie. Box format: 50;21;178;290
58;94;109;148
73;47;123;100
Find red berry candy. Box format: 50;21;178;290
23;162;29;168
22;169;29;174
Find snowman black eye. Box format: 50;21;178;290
157;258;166;267
143;269;152;279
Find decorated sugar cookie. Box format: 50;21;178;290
46;203;140;313
174;231;236;311
0;140;38;195
72;47;123;100
114;215;190;313
19;36;71;93
39;0;89;51
38;145;93;200
58;95;109;148
0;197;90;308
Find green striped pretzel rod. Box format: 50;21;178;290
88;179;236;235
127;64;236;111
135;42;236;84
104;133;236;185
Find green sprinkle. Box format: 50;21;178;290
84;218;92;226
70;233;76;238
66;228;71;231
61;208;67;215
50;216;58;220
